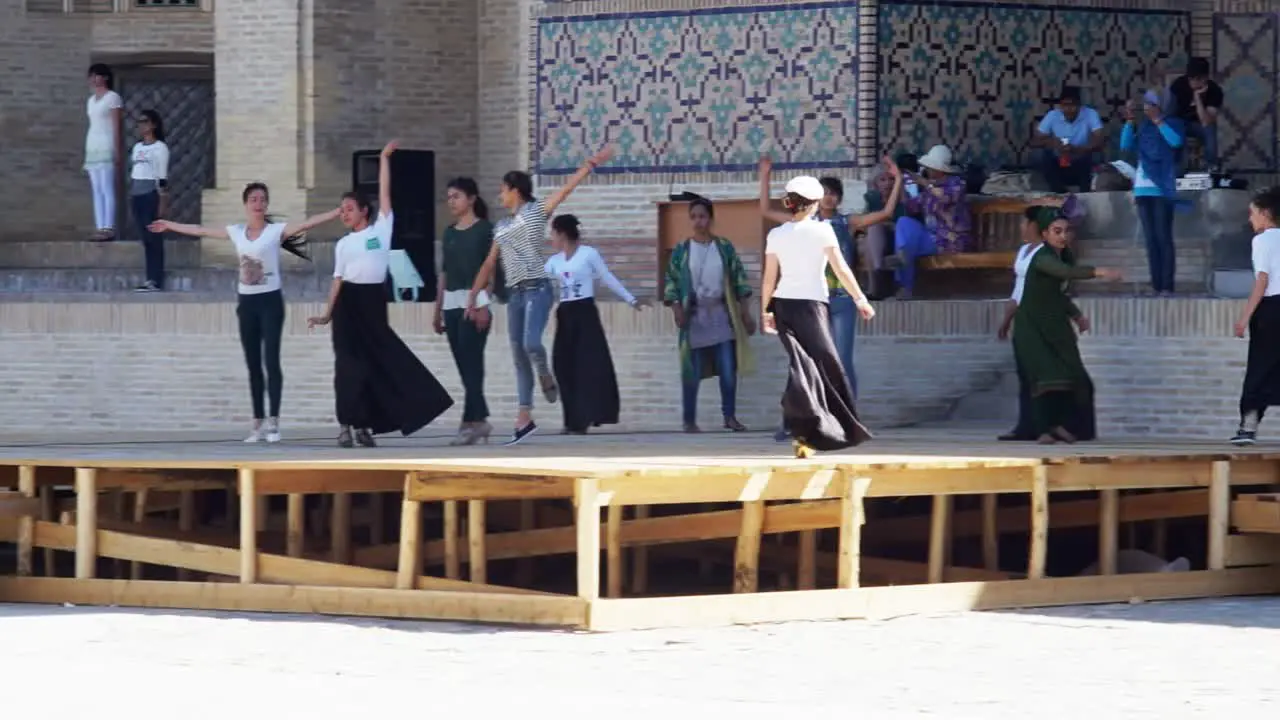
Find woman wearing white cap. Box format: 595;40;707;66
762;175;876;458
887;144;974;298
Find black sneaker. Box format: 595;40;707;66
337;427;354;448
134;281;160;293
1230;429;1257;446
504;421;538;446
354;428;377;447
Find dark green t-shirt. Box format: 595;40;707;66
441;219;494;292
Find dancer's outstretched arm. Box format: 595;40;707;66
760;251;780;334
148;220;229;239
309;278;341;329
280;208;341;239
825;241;875;321
543;145;614;215
850;156;903;231
757;156;794;226
378;140;397;216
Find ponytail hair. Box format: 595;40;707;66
242;182;311;262
551;214;582;242
446;177;488;220
781;192;818;214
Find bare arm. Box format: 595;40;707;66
280;208;340;239
149;220;229;240
756;156;793;226
468;243;501;302
309;278;343;327
544;145;614;216
761;252;779;319
998;299;1018;337
379;141;396;215
824;245;869;304
1238;273;1268;333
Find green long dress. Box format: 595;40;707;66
1011;246;1098;439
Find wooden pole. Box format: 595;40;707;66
239;469;257;584
927;495;953;583
981;494;999;570
1099;489;1119;575
797;530;818;590
396;497;422;590
74;468;98;580
40;487;55;576
1208;461;1230;570
16;466;35;577
130;488;149;580
606;504;624;598
1028;466;1049;580
443;500;460;579
331;492;351;564
177;490;195;581
631;505;649;594
467;500;487;584
574;478;601;601
286;493;305;558
733;500;765;593
837;477;871;589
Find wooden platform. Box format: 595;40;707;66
2;429;1279;631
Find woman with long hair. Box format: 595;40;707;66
663;196;756;433
149;184;338;443
129;109;170;292
545;214;644;434
85;63;124;242
761;177;876;458
308;140;454;448
434;177;495;446
1013;208;1120;444
1230;187;1280;445
467;145;614;445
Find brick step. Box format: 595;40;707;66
0;239;203;269
0;268;333;296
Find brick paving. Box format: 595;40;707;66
2;598;1277;718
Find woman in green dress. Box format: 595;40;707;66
1012;208;1121;444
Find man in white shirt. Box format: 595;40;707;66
1031;86;1105;193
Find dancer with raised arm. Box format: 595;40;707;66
307;140;454;448
761;176;877;458
1230;187;1280;445
150;185;339;443
545;214;645;435
467;145;614;446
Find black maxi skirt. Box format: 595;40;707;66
1008;352;1097;441
773;298;871;451
332;281;453;435
1241;295;1280;420
552;298;620;432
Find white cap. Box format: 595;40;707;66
784;176;825;201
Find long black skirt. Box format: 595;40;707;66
773;298;871;451
1008;352;1097;441
552;298;620;432
332;281;453;435
1241;295;1280;420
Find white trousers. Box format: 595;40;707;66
87;165;116;230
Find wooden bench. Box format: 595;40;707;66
918;195;1065;272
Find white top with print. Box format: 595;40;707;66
544;246;634;304
334;211;394;284
228;222;287;295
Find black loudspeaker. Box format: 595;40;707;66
351;149;437;301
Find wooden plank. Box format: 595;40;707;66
837;477;870;589
733;501;765;593
606;504;624;599
74;468;97;580
1099;489;1119;575
927;495;952;584
249;469;407;495
797;529;818;590
17;466;36;576
443;500;460;579
331;492;352;564
239;468;257;584
0;577;586;627
981;494;998;570
92;470;230;492
1233;493;1280;533
406;472;575;501
286;493;305;558
586;567;1280;632
575;478;601;601
631;505;650;594
1208;462;1231;569
1226;534;1280;567
396;498;422;590
1028;466;1048;580
130;488;149;580
467;500;487;584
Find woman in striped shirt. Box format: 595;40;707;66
468;145;614;445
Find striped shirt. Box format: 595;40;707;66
494;199;550;286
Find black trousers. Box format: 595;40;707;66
131;190;164;288
237;290;285;420
443;308;489;423
1241;296;1280;421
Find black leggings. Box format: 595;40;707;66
237;290;285;419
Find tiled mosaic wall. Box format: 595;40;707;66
1214;12;1279;173
534;1;861;175
877;0;1190;170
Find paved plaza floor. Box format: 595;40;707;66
2;597;1277;718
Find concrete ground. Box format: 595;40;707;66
2;598;1278;718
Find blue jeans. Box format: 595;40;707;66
828;292;857;398
1182;121;1219;169
893;215;938;294
1135;195;1176;293
682;340;736;426
506;280;553;408
131;190;164;288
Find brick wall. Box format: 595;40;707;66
0;298;1253;440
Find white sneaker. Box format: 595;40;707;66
265;418;281;444
244;425;264;443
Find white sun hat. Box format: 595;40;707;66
784;175;825;201
918;144;960;174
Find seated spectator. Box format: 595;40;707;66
862;152;919;298
887;145;972;298
1165;56;1223;172
1031;86;1104;193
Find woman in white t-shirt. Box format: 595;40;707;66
544;214;644;434
85;64;124;242
1230;187;1280;445
150;184;340;443
128;109;171;292
761;176;877;458
307;140;454;448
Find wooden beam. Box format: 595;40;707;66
407;472;575;502
575;478;601;601
443;500;460;580
927;495;952;584
17;466;36;576
0;577;586;628
631;505;650;594
467;500;487;584
74;468;97;580
130;488;149;580
331;493;352;564
1099;489;1119;575
1028;466;1049;580
239;469;257;584
1226;534;1280;567
837;477;870;589
606;504;624;599
733;501;765;593
246;469;407;496
797;529;818;590
286;493;305;558
396;497;422;591
1208;461;1231;570
981;494;998;571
